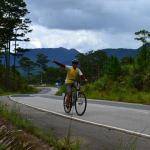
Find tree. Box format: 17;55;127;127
0;0;31;62
135;30;150;44
105;56;122;80
134;30;150;74
121;57;134;65
19;57;35;83
135;45;150;73
12;18;32;72
36;53;49;84
0;0;32;86
44;67;65;85
36;53;49;71
77;50;108;81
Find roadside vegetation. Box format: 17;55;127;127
1;0;150;105
80;30;150;104
0;0;37;95
83;77;150;104
0;102;80;150
1;101;138;150
0;65;38;95
0;0;144;149
57;30;150;105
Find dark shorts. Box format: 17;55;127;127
66;83;77;93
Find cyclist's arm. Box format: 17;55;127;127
78;69;87;81
52;60;65;68
80;75;87;80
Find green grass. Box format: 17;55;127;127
0;143;7;150
83;82;150;104
56;84;66;96
0;102;80;150
0;86;39;96
0;100;139;150
57;81;150;105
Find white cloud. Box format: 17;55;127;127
23;0;150;51
26;0;150;32
22;24;141;52
22;0;150;52
30;38;42;48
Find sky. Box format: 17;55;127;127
23;0;150;52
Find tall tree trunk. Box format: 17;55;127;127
8;39;11;87
4;48;7;68
13;34;17;77
27;67;30;84
4;40;9;89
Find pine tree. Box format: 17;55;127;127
0;0;32;87
105;56;122;80
19;57;35;83
135;30;150;74
36;53;49;84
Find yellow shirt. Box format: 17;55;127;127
65;65;83;84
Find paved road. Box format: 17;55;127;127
11;87;150;135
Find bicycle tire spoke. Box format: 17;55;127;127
75;93;87;116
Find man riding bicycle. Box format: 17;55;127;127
52;59;87;109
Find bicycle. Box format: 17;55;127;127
63;81;87;116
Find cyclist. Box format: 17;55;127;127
52;59;87;109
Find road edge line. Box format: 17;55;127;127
8;96;150;140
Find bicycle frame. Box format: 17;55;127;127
72;81;80;100
63;80;87;116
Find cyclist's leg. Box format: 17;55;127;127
73;81;77;89
66;84;73;108
73;81;80;91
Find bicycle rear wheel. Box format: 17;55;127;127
63;93;72;113
75;92;87;116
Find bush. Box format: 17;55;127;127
93;75;112;91
0;66;38;94
56;84;66;96
0;88;4;94
21;85;38;94
130;74;143;90
143;73;150;91
105;56;122;80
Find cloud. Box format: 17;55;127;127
26;0;150;32
23;0;149;51
22;24;140;52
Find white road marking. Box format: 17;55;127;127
9;96;150;139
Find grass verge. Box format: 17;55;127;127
56;81;150;105
0;85;39;96
0;102;80;150
83;82;150;104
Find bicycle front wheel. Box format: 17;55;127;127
75;92;87;116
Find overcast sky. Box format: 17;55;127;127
24;0;150;52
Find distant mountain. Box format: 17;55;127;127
21;47;79;66
0;47;140;68
101;48;138;59
16;47;139;67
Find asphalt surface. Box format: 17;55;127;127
11;87;150;135
1;88;150;150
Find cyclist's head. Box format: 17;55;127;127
72;59;79;65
